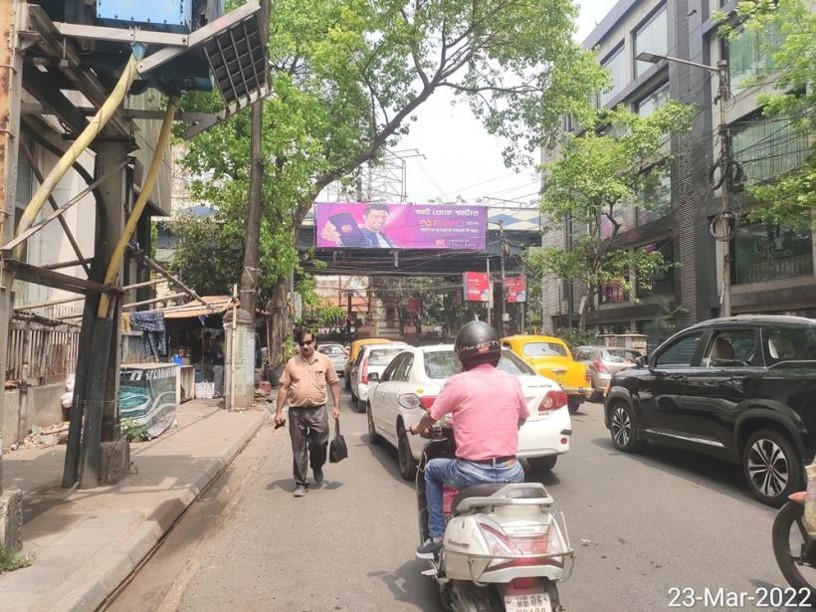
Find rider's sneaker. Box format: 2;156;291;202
293;484;307;497
416;537;443;560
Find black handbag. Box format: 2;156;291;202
329;419;348;463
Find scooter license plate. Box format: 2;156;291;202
504;591;552;612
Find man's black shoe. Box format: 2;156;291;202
416;537;443;560
313;467;324;484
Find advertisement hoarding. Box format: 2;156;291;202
505;275;527;303
315;202;486;250
464;271;491;302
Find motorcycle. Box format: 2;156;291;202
403;393;573;612
772;491;816;597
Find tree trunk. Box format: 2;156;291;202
269;277;289;369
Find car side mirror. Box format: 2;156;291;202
366;372;380;383
636;355;648;368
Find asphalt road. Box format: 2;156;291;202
109;391;799;612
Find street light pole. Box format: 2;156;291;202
636;52;734;316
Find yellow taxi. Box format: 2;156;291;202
501;334;592;413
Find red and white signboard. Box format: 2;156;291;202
464;271;491;302
505;275;527;303
407;298;422;316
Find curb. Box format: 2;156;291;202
50;410;267;612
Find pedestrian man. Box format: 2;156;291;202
274;329;341;497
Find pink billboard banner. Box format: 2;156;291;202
315;202;486;250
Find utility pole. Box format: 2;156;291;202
0;0;24;552
227;0;270;409
711;60;734;317
486;258;492;326
637;52;734;317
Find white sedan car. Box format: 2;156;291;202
365;345;571;480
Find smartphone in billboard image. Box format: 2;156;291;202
328;212;368;247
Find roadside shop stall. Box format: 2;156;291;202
123;295;235;409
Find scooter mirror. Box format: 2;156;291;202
398;393;422;409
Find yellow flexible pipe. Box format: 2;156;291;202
98;97;178;318
13;49;144;260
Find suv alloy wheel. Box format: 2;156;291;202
743;428;802;507
609;400;645;453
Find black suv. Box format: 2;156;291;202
604;315;816;506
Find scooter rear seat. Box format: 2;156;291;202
451;483;547;513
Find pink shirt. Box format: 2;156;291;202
429;363;529;461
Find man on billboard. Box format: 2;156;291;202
319;203;396;248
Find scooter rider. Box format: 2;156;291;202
410;320;529;559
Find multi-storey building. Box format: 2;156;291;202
541;0;812;346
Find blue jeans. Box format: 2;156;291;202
425;458;524;538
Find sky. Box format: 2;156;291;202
398;0;619;207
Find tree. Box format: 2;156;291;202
176;0;607;359
719;0;816;228
525;102;695;330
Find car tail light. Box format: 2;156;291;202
419;395;437;411
538;390;568;413
361;358;369;382
593;359;608;373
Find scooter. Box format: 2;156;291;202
404;393;573;612
772;491;816;599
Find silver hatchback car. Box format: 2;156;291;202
572;346;641;398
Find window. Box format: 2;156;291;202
521;341;568;357
392;354;414;381
762;325;816;366
636;239;675;297
728;24;784;91
599;46;627;107
634;6;668;78
636;167;671;224
424;350;460;379
655;332;703;367
600;280;628;305
380;354;404;382
498;349;536;375
731;116;809;184
636;83;670;117
703;330;757;367
733;222;813;285
367;347;404;366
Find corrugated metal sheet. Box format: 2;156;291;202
162;295;235;319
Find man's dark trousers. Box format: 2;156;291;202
288;405;329;485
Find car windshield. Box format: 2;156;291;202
602;349;640;363
367;348;404;365
522;341;568;357
498;350;536;375
319;346;345;356
424;351;461;379
422;349;536;378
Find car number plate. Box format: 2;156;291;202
504;591;552;612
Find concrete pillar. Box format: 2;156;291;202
0;0;25;551
224;307;255;410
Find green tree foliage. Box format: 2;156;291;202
175;0;607;299
721;0;816;228
525;103;695;330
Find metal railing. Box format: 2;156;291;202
7;321;80;384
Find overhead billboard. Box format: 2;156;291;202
464;271;491;302
505;275;527;303
315;202;486;250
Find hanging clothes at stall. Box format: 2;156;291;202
129;310;167;360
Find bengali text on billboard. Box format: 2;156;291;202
315;202;486;250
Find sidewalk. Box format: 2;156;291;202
0;399;268;611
